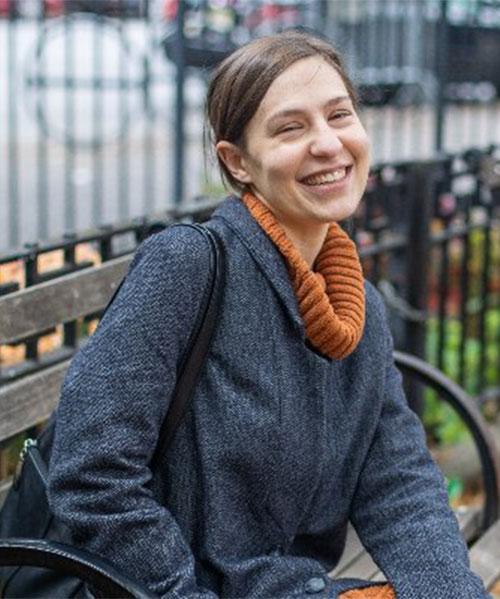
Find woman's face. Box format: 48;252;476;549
218;56;370;234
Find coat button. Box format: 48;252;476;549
304;576;326;594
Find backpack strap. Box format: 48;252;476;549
151;224;224;468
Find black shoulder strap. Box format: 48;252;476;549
150;224;224;468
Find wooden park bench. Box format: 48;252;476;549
0;224;499;596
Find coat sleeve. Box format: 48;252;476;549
349;291;489;599
47;226;218;598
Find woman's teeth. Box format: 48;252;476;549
303;168;347;185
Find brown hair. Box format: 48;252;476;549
205;30;358;193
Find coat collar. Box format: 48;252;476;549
211;196;304;334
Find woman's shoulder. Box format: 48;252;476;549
102;224;215;324
134;223;212;266
125;224;213;289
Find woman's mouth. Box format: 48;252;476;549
300;166;352;187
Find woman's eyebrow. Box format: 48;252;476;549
266;95;351;128
324;95;351;109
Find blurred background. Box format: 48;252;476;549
0;0;500;522
2;0;500;247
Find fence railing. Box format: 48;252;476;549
2;0;500;250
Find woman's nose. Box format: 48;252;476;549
309;123;343;157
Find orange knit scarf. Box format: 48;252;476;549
242;192;365;360
339;585;396;599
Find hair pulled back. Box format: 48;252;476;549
205;30;357;193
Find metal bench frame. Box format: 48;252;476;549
394;350;500;533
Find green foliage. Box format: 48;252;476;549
423;307;500;448
486;308;500;334
446;476;464;504
423;389;470;446
426;309;500;395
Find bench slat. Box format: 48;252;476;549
0;256;130;344
469;519;500;589
456;506;483;543
335;549;380;581
0;360;69;440
330;525;365;577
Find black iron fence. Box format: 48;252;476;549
1;150;499;414
2;0;500;250
357;148;500;405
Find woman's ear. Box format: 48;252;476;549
216;141;252;184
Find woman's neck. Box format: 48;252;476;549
249;191;330;268
278;221;329;269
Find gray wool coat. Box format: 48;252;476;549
48;197;488;598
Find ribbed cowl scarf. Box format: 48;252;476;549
242;192;366;360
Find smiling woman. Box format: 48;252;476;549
44;31;490;599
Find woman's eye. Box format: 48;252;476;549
277;124;302;134
329;110;352;121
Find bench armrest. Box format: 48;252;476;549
0;538;154;598
394;350;500;532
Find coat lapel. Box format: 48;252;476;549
211;197;304;334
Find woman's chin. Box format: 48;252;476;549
311;197;360;224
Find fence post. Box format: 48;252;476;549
434;0;448;153
173;0;187;205
24;244;40;362
63;235;77;350
404;162;435;413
